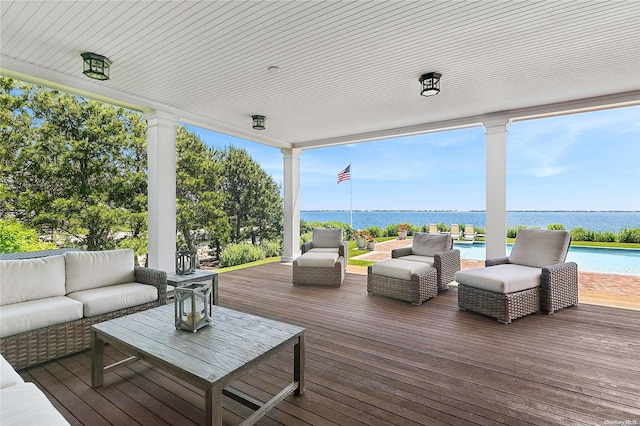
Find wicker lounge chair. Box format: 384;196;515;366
455;229;578;324
293;228;347;286
391;233;460;291
428;224;439;234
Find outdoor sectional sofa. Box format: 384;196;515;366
0;249;167;370
1;353;69;425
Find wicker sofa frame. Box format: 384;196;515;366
367;265;438;305
391;240;460;291
457;256;578;324
0;254;167;370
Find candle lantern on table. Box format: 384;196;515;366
175;250;196;275
174;283;212;332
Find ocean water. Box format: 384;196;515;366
301;211;640;233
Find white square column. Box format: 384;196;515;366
484;119;510;259
145;111;177;271
281;148;301;262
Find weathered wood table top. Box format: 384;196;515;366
91;304;305;426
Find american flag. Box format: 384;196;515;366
337;165;351;184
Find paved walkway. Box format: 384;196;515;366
349;238;640;311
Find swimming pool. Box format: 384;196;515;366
454;243;640;275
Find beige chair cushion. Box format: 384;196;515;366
400;255;435;266
509;229;571;268
307;247;339;254
0;256;66;305
0;296;83;338
296;252;339;268
0;383;70;425
412;233;451;256
311;228;343;248
455;264;541;294
67;283;158;317
371;259;432;281
65;249;135;293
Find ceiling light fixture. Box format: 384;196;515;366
81;52;111;81
419;72;441;97
252;115;266;130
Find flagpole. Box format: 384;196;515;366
349;162;353;229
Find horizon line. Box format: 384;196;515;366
301;210;640;213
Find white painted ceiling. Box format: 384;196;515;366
1;1;639;149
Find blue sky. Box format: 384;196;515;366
185;105;640;211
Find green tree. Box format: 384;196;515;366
219;146;283;244
176;127;230;255
0;78;147;250
0;220;56;253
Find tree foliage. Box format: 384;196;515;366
0;219;56;253
220;146;283;244
176;127;229;253
1;78;147;250
1;78;283;256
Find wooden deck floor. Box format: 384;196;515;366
19;263;640;425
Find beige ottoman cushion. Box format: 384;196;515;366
455;264;541;294
370;259;432;281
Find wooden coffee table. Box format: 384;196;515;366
91;304;305;425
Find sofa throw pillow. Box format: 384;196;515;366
65;249;136;293
509;229;571;268
312;228;343;248
412;233;452;256
0;256;66;305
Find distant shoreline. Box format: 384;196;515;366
302;210;640;213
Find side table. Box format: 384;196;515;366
166;270;218;305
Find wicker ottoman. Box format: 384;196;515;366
367;259;438;305
293;252;345;287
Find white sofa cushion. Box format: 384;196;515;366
509;229;571;268
455;264;541;294
0;296;83;338
1;355;24;389
0;382;70;425
65;249;135;293
371;259;432;281
0;256;66;305
311;228;343;248
399;254;435;266
67;282;158;317
412;233;451;256
296;252;339;268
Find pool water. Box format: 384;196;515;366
454;243;640;275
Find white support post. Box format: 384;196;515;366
145;111;177;271
281;148;301;262
483;118;510;259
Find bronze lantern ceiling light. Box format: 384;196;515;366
252;115;266;130
81;52;111;81
419;72;441;97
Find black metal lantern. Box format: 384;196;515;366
174;283;212;332
175;250;196;275
419;72;441;97
81;52;111;81
252;115;266;130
